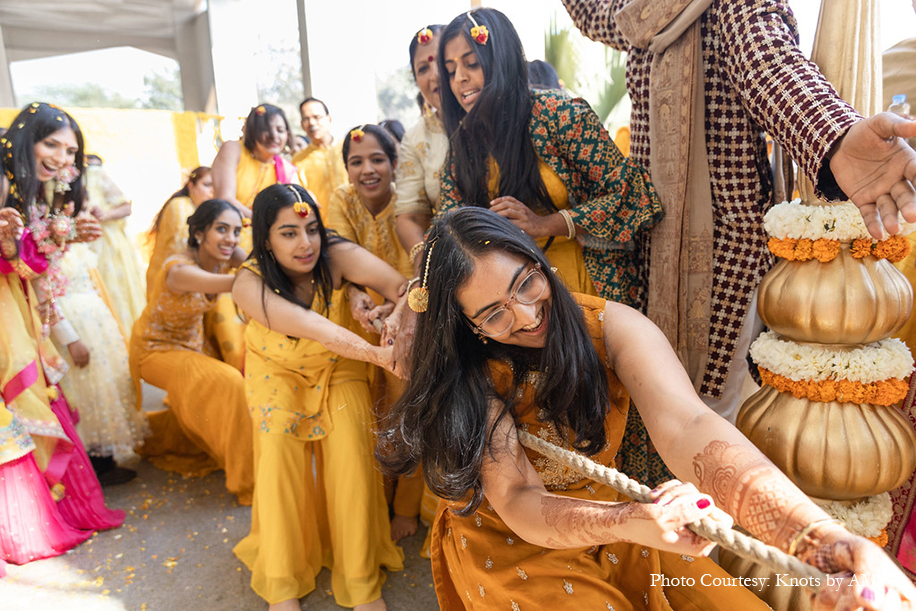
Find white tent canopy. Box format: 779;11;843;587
0;0;314;114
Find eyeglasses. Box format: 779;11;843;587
472;264;548;338
301;114;327;124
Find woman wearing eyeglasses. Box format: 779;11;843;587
434;8;668;488
377;207;916;611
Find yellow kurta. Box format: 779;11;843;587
129;254;253;504
324;184;426;523
488;159;597;297
433;294;768;610
326;184;412;279
84;164;147;331
235;145;300;253
226;146;301;367
145;195;196;300
292;140;347;208
233;260;403;607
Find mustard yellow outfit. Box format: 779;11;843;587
145;195;196;300
219;146;302;368
233;259;403;606
144;194;243;369
326;184;412;279
293;140;347;208
433;294;767;610
84;164;147;331
235;147;298;211
325;184;426;524
129;253;253;504
488;159;597;297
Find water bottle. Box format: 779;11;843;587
888;94;911;117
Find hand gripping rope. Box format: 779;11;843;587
516;430;828;591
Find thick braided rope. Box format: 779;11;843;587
517;430;828;590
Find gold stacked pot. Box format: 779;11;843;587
721;244;916;611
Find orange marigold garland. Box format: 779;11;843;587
873;234;910;262
767;237;797;260
769;234;909;263
811;238;841;262
794;238;813;261
758;368;909;406
870;528;888;548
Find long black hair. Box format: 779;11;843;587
249;183;339;316
1;102;86;222
148;166;211;243
187;198;240;249
376;207;610;514
437;9;554;214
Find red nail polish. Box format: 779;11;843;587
696;499;710;509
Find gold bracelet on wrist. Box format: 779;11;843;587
787;517;843;557
559;209;576;241
409;241;426;263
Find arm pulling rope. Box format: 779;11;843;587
516;429;828;591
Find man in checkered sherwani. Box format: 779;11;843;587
563;0;916;421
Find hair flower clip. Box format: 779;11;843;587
255;105;266;116
242;217;252;228
467;13;489;45
293;201;310;218
417;28;433;44
288;185;311;218
350;126;366;142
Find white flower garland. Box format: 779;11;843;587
814;493;892;539
764;200;916;241
749;331;914;383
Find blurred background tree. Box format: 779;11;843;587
544;12;628;128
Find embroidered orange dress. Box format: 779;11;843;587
129;253;253;504
431;293;768;610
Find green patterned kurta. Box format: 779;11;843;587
440;90;672;487
438;89;664;308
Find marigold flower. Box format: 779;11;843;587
470;25;490;44
812;238;840;262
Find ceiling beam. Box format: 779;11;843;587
1;26;177;62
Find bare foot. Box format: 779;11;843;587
268;599;300;611
354;597;387;611
390;513;418;541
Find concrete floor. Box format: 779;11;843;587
2;384;439;611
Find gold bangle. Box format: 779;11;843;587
409;241;425;263
787;518;843;557
559;209;575;241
